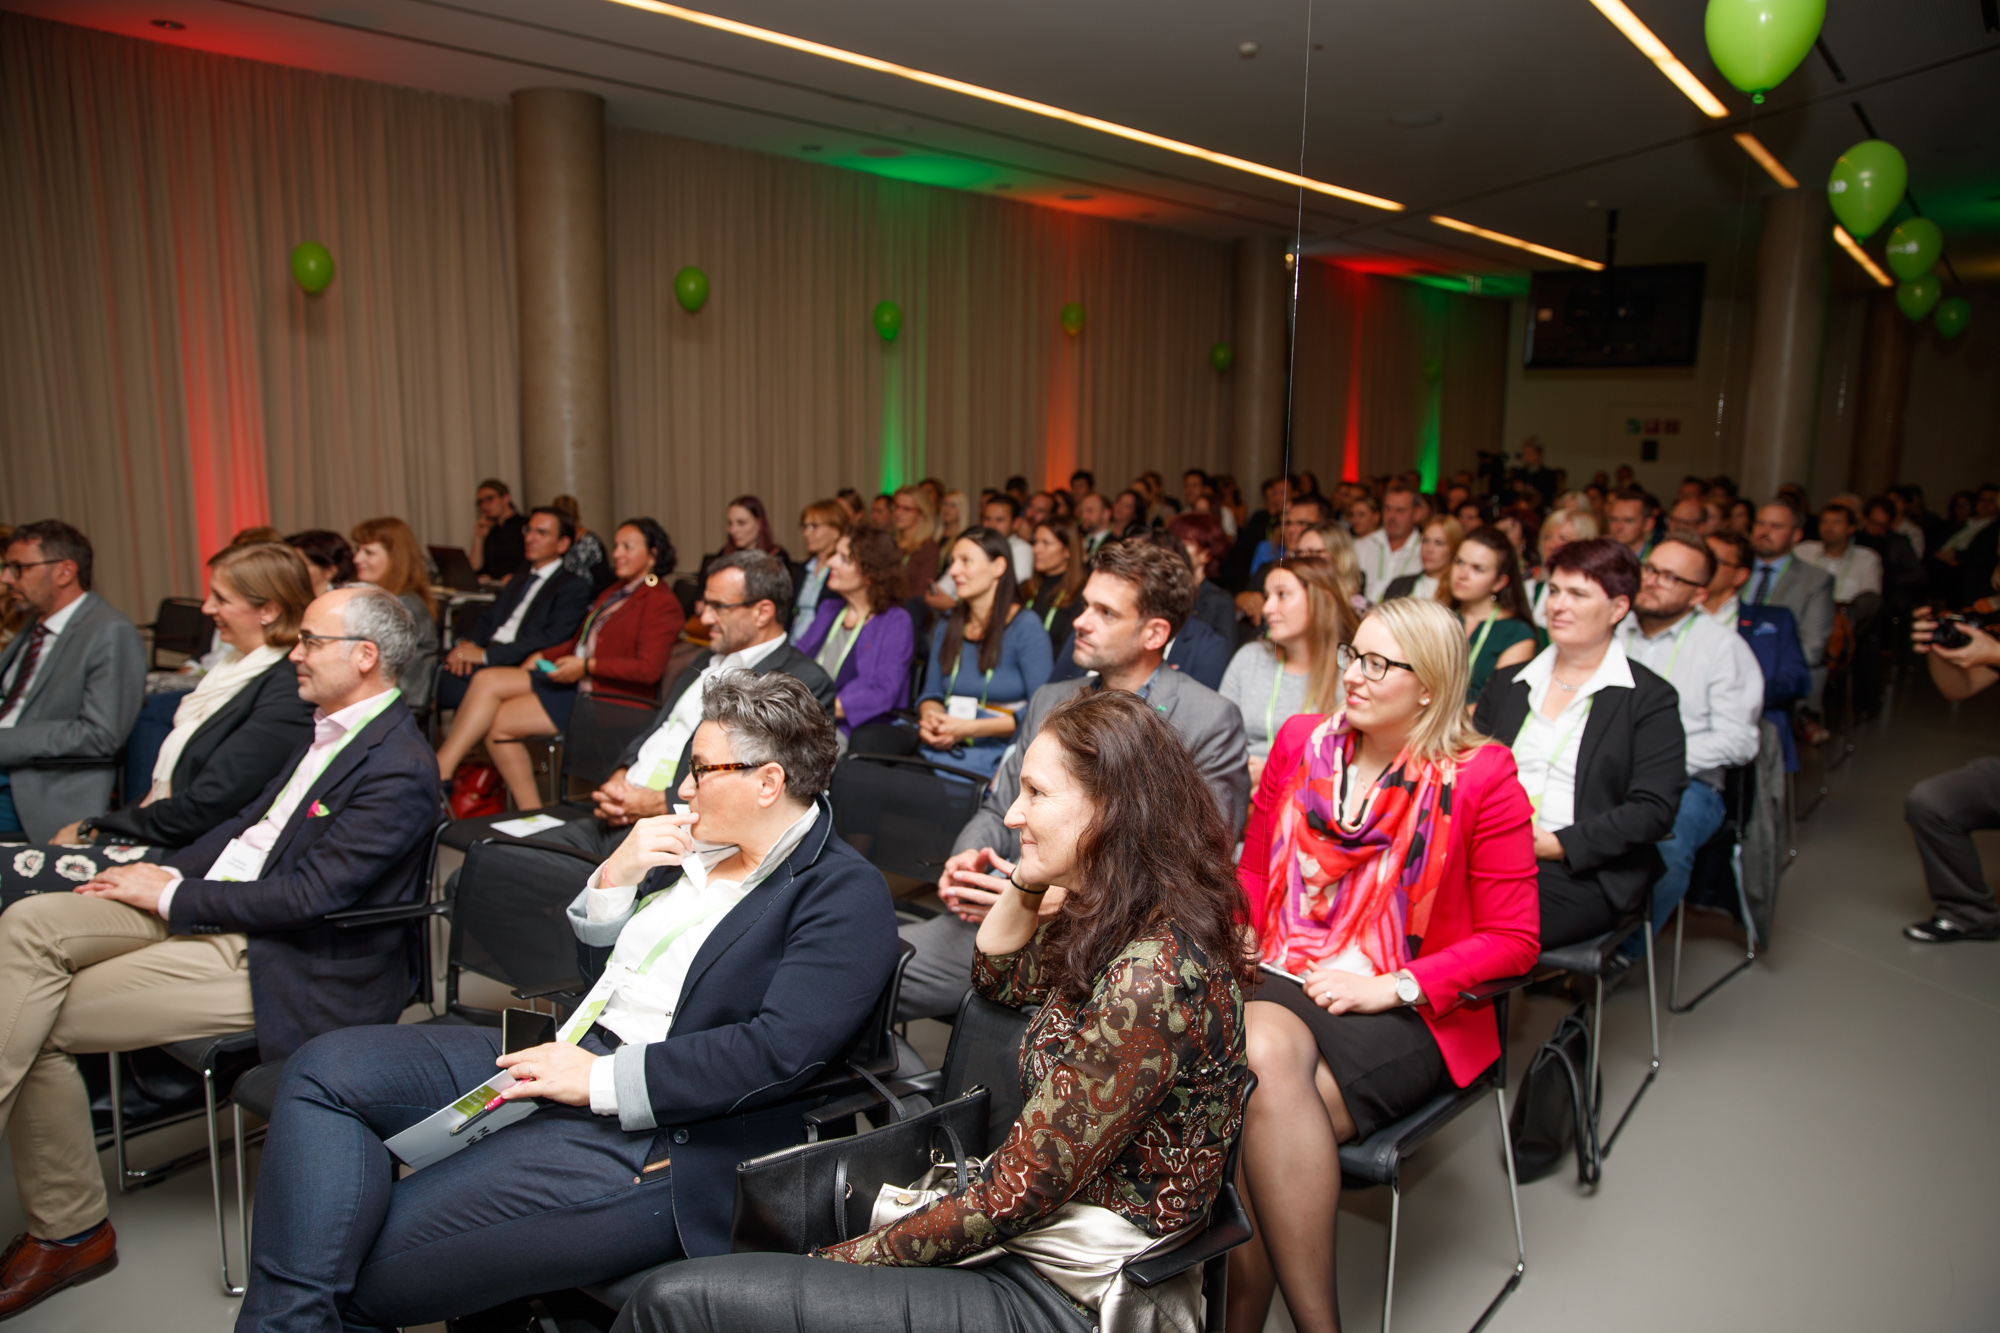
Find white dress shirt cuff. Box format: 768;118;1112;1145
587;1053;618;1116
583;863;639;923
154;867;187;921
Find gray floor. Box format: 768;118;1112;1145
3;680;1995;1332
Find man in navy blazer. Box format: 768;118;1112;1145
0;587;437;1318
1706;532;1811;771
234;671;898;1333
438;506;593;709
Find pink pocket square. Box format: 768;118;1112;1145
308;800;332;818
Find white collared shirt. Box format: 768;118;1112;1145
1620;609;1762;783
627;634;789;791
1793;540;1882;603
490;559;561;644
1895;517;1925;558
0;593;89;727
580;804;821;1114
1706;595;1741;627
1353;529;1422;603
1509;641;1634;833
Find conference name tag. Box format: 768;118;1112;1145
946;695;980;721
204;837;266;883
643;758;677;792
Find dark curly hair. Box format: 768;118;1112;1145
1035;689;1258;1002
844;524;905;616
616;516;677;579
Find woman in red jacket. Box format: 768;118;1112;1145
437;518;684;810
1227;597;1539;1333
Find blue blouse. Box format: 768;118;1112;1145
917;609;1053;777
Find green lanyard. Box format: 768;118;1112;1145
949;661;995;707
1638;613;1698;682
556;880;747;1044
260;688;400;822
823;611;869;680
1467;609;1498;665
1263;660;1302;742
1513;691;1593;816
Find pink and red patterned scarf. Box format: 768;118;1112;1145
1259;713;1455;978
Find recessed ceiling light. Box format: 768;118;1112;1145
1061;193;1094;201
599;0;1403;211
1388;112;1442;129
858;145;902;158
799;143;822;152
1238;41;1259;58
150;18;185;29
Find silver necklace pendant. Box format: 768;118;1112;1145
1553;676;1581;692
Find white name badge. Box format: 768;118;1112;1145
946;695;979;721
204;837;266;883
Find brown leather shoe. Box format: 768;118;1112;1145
0;1224;117;1320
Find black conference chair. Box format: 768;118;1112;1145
1670;761;1759;1012
828;751;991;884
141;596;211;670
1336;981;1528;1333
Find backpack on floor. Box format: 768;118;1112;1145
1508;1004;1601;1186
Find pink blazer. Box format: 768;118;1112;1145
1238;716;1541;1087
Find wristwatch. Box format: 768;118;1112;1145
1393;970;1422;1006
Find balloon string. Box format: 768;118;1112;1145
1280;0;1314;537
1711;100;1757;462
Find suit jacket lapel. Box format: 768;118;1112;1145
263;705;401;867
1573;685;1620;800
13;600;94;714
672;800;834;1015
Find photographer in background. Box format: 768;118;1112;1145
1902;593;2000;944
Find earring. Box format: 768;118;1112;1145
1421;698;1432;706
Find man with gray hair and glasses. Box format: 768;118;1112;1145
0;585;439;1318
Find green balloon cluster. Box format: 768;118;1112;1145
1209;342;1234;373
1934;297;1970;340
873;300;902;343
1060;301;1085;337
290;241;334;295
1896;274;1940;322
1884;219;1942;282
1827;141;1907;240
673;266;709;314
1704;0;1824;102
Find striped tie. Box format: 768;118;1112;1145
0;624;49;722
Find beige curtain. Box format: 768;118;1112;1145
0;14;516;618
608;132;1233;566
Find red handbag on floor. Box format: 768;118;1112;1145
449;763;504;820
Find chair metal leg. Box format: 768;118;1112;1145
234;1101;251;1300
1601;926;1660;1158
107;1054;210;1191
1668;844;1758;1013
201;1063;245;1296
1467;1087;1525;1333
1380;1181;1401;1333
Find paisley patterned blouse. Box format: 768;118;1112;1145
821;917;1248;1266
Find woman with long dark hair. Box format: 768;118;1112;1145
1019;519;1087;650
914;527;1052;777
1440;525;1538;704
700;495;789;581
350;516;441;709
617;688;1254;1333
795;526;917;735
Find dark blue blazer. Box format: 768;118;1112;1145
1735;603;1809;772
472;565;593;667
1048;616;1230;691
575;799;899;1257
165;699;441;1060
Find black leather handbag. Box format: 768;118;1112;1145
730;1087;991;1254
1508;1004;1602;1185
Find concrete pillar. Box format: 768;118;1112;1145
1738;190;1829;501
513;88;611;528
1847;292;1911;498
1231;234;1288;487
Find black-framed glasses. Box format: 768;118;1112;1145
700;599;761;614
295;630;372;653
0;560;59;579
1640;562;1706;590
689;760;758;788
1336;643;1418;681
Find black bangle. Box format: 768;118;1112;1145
1009;872;1047;896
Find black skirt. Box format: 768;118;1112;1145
1251;968;1448;1141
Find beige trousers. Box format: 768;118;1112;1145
0;892;254;1237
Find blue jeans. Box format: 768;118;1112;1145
235;1024;682;1333
1621;780;1726;959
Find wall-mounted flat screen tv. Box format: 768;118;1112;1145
1525;262;1705;368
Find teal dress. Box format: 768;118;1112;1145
1465;616;1538;704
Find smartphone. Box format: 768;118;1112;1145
502;1007;557;1055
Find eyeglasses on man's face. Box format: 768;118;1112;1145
1640;562;1706;590
295;630;372;654
689;760;758;788
1336;643;1418;681
0;560;59;581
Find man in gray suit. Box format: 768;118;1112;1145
0;522;144;842
1750;500;1837;709
897;541;1250;1021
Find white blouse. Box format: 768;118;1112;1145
1507;641;1634;832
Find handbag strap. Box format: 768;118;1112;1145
933;1121;972;1196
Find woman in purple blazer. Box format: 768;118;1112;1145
795;526;915;734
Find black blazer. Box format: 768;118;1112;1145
575;799;899;1258
165;700;441;1060
471;564;592;667
1472;659;1686;914
613;641;837;781
91;659;314;848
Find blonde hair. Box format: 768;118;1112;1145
1300;521;1363;604
1358;598;1487;764
892;485;941;553
1540;508;1599;548
208;542;313;648
1261;556;1353;716
1421;517;1465;601
349;516;437;618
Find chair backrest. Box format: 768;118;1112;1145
828;753;989;883
446;837;601;1016
150;597;210;666
940;991;1034;1153
835;940;916;1080
558;694;657;794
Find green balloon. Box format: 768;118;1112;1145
1209;342;1234;373
872;300;902;343
290;241;334;295
1704;0;1824;101
1060;301;1085;337
673;266;709;314
1895;274;1940;322
1827;140;1907;241
1934;297;1970;340
1884;218;1943;283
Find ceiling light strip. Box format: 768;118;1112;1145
1832;225;1893;287
599;0;1403;210
1428;216;1605;270
1586;0;1731;118
1732;132;1799;188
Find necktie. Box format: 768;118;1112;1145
0;625;50;721
1751;562;1775;606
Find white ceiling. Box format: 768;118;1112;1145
12;0;2000;287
